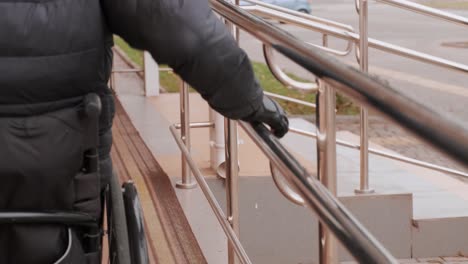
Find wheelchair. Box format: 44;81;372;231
0;94;149;264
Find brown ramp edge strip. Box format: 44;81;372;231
111;98;207;264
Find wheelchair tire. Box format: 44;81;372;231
123;182;150;264
107;171;131;264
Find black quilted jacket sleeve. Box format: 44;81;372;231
101;0;263;119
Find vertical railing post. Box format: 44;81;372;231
225;119;240;264
323;34;328;47
176;81;197;189
316;80;338;264
110;71;116;92
143;51;160;97
210;110;227;177
226;2;240;263
355;0;374;194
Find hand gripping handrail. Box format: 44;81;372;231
210;0;468;167
240;122;397;263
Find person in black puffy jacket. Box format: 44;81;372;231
102;0;289;132
0;0;288;186
0;0;288;261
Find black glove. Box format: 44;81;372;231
243;95;289;138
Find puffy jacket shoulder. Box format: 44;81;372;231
101;0;263;119
0;0;113;104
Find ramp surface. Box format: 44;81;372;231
111;99;207;264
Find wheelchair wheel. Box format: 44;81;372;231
107;171;131;264
123;181;150;264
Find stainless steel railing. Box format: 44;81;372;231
242;0;355;57
239;0;468;194
111;1;468;263
242;3;468;74
171;1;468;263
172;1;402;263
373;0;468;26
170;124;251;263
169;96;398;264
356;0;372;194
217;0;468;163
353;0;468;193
110;0;468;184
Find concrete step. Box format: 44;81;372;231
341;256;468;263
338;193;412;261
204;176;412;263
282;118;468;260
412;217;468;258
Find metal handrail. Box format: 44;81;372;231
289;127;468;179
107;1;468;263
241;122;397;263
210;0;468;166
244;0;354;31
238;2;355;92
243;4;468;74
263;91;316;108
263;44;318;91
169;124;252;264
269;162;305;206
208;1;468;261
156;1;468;263
264;90;468;179
242;0;355;56
376;0;468;27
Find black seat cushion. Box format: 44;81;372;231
0;103;100;263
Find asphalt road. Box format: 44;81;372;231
237;0;468;172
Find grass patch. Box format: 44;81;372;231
420;1;468;9
114;36;358;115
114;36;179;92
114;36;143;66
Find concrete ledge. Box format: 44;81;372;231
412;217;468;258
339;193;413;261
